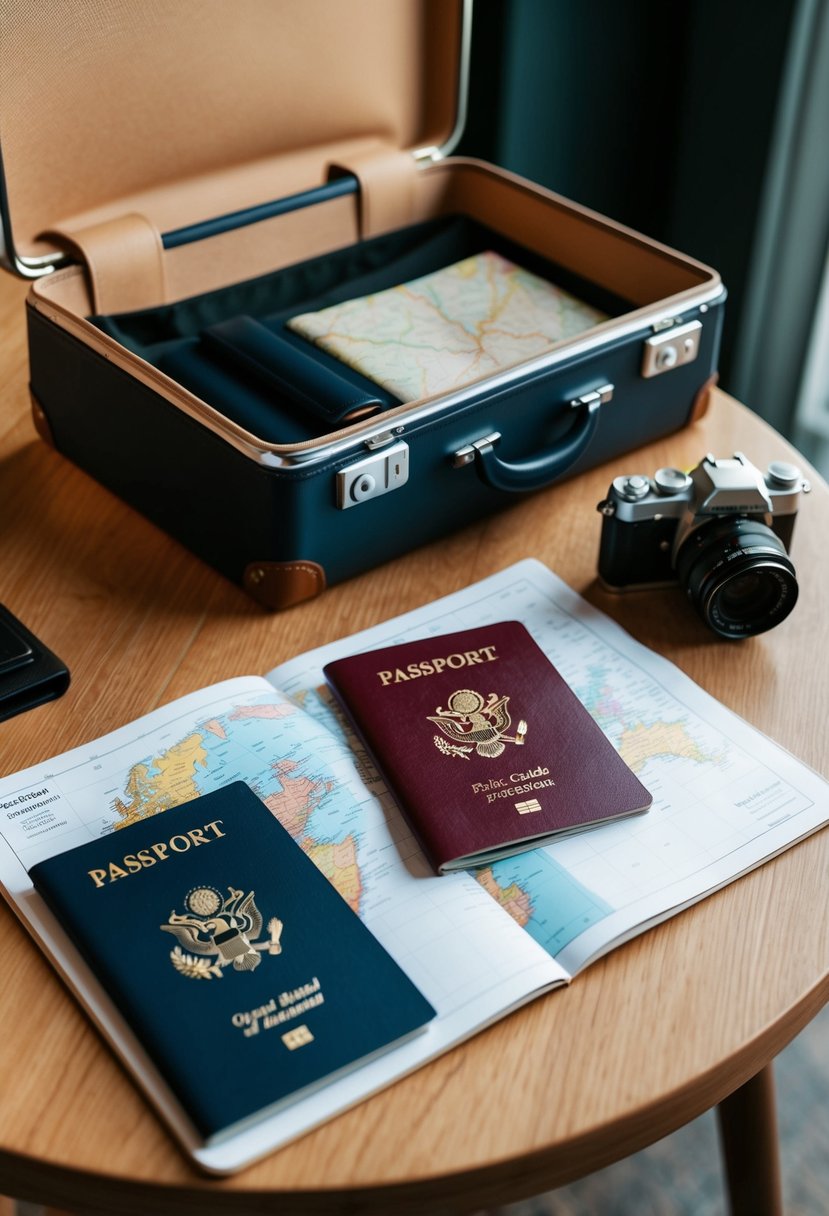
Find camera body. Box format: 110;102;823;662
597;453;810;637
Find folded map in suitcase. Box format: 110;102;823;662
0;0;725;609
287;250;609;400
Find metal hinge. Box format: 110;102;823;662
365;429;403;451
570;383;614;409
452;432;501;468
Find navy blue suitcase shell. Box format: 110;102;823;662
25;242;723;609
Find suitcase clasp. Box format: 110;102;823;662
642;321;702;377
336;442;410;509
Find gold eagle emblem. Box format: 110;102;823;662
429;689;528;759
161;885;283;980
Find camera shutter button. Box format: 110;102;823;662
654;467;692;495
766;461;801;488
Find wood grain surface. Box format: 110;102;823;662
0;270;827;1215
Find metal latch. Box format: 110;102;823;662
641;320;702;378
336;441;409;509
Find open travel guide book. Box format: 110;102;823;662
1;559;827;1174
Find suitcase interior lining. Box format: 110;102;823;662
91;214;632;444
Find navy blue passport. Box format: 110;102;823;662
29;782;435;1143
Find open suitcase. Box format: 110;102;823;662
0;0;725;609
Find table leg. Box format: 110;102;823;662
716;1064;783;1216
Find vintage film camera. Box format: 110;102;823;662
597;453;810;638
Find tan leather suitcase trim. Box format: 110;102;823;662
243;561;327;610
43;214;166;313
30;390;55;447
689;373;719;422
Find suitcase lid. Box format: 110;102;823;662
0;0;470;277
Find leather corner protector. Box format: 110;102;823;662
30;389;56;447
689;372;718;423
243;561;327;610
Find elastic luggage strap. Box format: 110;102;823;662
327;147;418;239
40;213;166;313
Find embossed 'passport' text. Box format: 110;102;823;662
86;818;226;888
377;644;498;686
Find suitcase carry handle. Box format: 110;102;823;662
453;383;613;493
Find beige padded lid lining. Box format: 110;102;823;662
0;0;462;258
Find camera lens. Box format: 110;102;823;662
675;517;798;638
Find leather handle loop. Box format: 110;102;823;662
41;213;165;313
472;399;601;493
327;147;417;238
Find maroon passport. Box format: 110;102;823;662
324;621;652;873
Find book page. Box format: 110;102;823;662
267;559;829;978
0;673;564;1173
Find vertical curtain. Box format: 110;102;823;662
792;247;829;473
730;0;829;445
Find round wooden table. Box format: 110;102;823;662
0;271;826;1215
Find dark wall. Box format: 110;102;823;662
458;0;798;388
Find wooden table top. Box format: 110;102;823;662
0;269;827;1215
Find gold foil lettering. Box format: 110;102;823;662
231;983;325;1039
376;646;499;684
86;818;228;886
